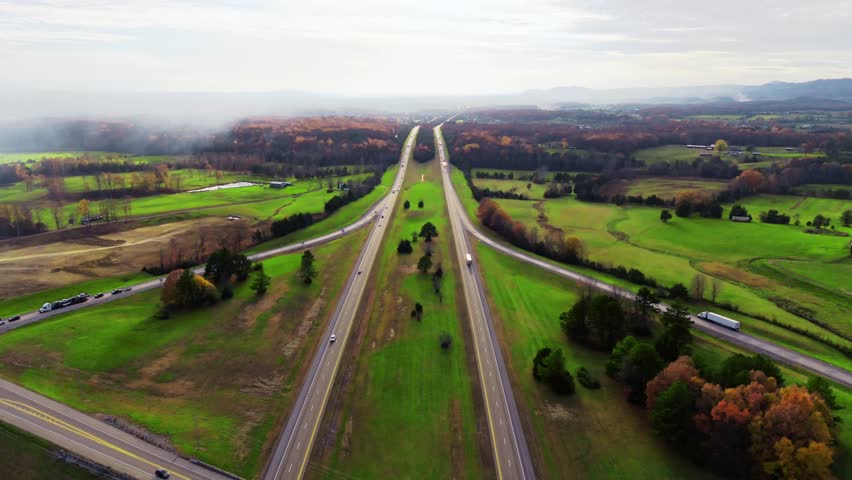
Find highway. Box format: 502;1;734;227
435;125;852;390
0;378;230;480
0;165;389;335
262;126;418;480
436;125;536;480
0;129;416;479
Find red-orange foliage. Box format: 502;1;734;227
645;356;704;410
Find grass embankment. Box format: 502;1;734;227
476;244;852;480
0;422;98;479
0;272;151;316
0;232;367;477
311;159;488;479
475;245;718;479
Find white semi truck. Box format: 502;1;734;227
697;311;741;331
465;253;473;266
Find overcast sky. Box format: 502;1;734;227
1;0;851;96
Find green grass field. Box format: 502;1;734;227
791;183;852;195
472;178;547;199
249;166;398;252
449;179;851;369
0;233;366;477
475;245;719;479
314;159;488;479
633;145;822;167
0;422;98;479
475;243;852;480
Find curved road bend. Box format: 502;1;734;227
0;378;230;480
435;125;852;390
262;126;418;480
436;125;536;480
0;159;399;335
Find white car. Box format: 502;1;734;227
330;334;336;343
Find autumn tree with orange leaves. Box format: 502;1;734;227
642;358;838;478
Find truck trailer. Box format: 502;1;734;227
465;253;473;266
697;311;740;330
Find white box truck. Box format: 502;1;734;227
697;311;740;330
38;303;52;314
465;253;473;266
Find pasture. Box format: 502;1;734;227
622;177;728;200
0;232;366;477
472;194;851;369
633;144;821;167
312;159;488;479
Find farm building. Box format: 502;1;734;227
270;181;292;189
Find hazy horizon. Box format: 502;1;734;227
2;0;852;96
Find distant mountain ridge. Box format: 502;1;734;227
514;78;852;105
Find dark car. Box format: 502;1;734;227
112;289;123;295
155;469;170;479
94;293;104;299
8;315;20;322
124;287;133;292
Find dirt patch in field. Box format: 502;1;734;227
0;217;238;300
699;262;773;289
97;414;176;452
281;287;327;358
542;401;578;422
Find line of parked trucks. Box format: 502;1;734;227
39;292;92;313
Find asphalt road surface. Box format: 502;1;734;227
437;125;536;480
0;378;230;480
0;130;414;479
435;125;852;390
0;168;387;335
262;126;417;480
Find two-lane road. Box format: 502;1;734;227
0;378;230;480
0;168;386;335
262;126;418;480
436;125;852;389
437;124;536;480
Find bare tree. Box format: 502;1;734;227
690;274;706;301
711;277;722;304
49;202;65;229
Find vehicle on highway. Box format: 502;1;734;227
697;311;741;330
330;334;336;343
124;287;133;292
94;293;104;298
111;289;123;295
466;253;473;266
155;469;171;479
0;321;5;326
8;315;20;322
38;303;52;313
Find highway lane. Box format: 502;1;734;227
0;378;230;480
436;125;535;480
436;127;852;389
0;167;390;335
262;126;417;480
